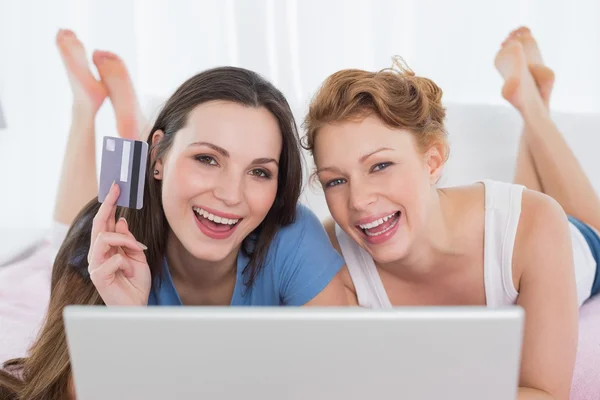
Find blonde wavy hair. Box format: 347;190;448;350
303;56;449;161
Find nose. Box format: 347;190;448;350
348;180;377;212
213;170;244;207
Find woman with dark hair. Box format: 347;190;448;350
0;30;346;400
0;29;149;366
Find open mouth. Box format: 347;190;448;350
357;211;401;237
192;206;241;234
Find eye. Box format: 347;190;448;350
249;168;271;179
371;162;392;172
195;155;218;166
325;178;347;188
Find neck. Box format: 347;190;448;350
165;230;238;292
378;188;465;281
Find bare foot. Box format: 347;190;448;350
92;50;147;140
56;29;107;113
506;27;555;107
494;39;545;113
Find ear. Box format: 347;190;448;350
151;130;165;180
424;143;445;185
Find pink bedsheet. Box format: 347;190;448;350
0;239;54;363
0;234;598;398
572;294;600;400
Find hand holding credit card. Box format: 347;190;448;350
98;136;148;209
88;182;152;306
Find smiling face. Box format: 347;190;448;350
154;100;282;262
314;115;443;264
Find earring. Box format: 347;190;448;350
153;170;159;175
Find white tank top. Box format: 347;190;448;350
335;180;597;308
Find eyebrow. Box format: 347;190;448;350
316;166;343;175
189;141;229;157
359;147;394;162
189;142;278;166
316;147;394;174
252;157;279;166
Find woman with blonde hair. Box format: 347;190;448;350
304;27;599;400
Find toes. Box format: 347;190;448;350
56;29;77;46
60;28;75;37
504;26;529;46
506;26;532;42
503;38;521;49
92;51;121;76
93;50;120;67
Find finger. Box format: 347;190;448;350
89;231;146;270
116;217;140;239
89;253;134;289
115;217;128;236
117;217;147;243
92;182;120;239
116;218;147;248
89;183;121;261
108;204;117;233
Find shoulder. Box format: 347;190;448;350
321;217;357;299
513;189;571;285
269;204;337;257
276;203;323;239
322;217;342;253
518;189;569;239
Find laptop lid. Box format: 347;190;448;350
64;306;523;400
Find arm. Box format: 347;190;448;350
305;270;350;306
278;206;349;306
513;190;579;400
322;218;359;306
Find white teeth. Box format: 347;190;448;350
358;212;398;230
365;215;399;236
193;207;240;225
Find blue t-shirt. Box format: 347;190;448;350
147;204;344;306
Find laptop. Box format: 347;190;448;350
64;306;524;400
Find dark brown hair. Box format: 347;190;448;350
0;66;303;399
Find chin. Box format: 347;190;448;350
369;246;409;265
351;228;412;265
187;240;235;262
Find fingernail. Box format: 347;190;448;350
111;180;116;190
137;241;148;250
119;217;128;225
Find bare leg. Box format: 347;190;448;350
53;29;107;226
504;27;554;193
514;134;543;192
92;51;148;140
495;32;600;232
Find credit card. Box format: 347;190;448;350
98;136;148;209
